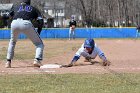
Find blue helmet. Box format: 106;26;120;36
84;38;95;49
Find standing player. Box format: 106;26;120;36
62;38;110;67
5;0;44;68
69;16;76;40
136;25;140;38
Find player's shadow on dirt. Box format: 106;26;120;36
75;61;101;67
90;61;101;65
11;65;38;68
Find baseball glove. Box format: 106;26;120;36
103;60;111;66
61;63;73;68
84;57;92;62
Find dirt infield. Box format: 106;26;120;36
0;39;140;74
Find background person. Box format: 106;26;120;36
69;16;76;40
136;25;140;38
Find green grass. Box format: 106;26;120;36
0;38;139;60
0;39;81;60
0;74;140;93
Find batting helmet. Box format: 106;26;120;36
84;38;95;49
22;0;31;5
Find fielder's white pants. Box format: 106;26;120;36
7;19;44;60
69;27;75;40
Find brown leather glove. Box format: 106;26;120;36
103;60;111;66
61;63;73;68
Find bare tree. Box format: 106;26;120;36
2;0;140;27
0;0;10;3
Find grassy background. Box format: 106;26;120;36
0;39;82;60
0;39;140;93
0;74;140;93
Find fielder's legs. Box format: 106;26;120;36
69;27;73;40
23;21;44;67
72;29;75;39
6;20;21;68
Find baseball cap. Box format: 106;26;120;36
84;38;95;48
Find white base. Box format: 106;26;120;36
40;64;62;69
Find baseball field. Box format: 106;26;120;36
0;39;140;93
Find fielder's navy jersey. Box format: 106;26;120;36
69;20;76;27
10;4;41;21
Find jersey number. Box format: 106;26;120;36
18;5;32;12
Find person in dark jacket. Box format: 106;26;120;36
5;0;44;68
69;16;76;40
136;25;140;37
